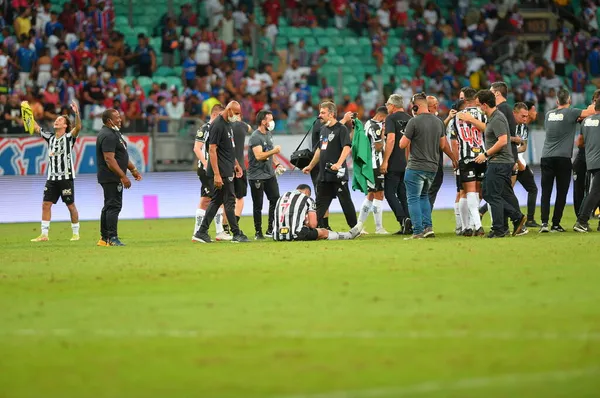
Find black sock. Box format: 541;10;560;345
323;217;330;229
236;216;240;223
224;224;230;233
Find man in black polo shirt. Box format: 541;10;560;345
302;101;358;229
475;90;526;238
96;109;142;246
193;101;249;243
381;93;412;234
232;120;251;224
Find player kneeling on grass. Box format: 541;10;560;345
23;101;82;242
272;184;362;241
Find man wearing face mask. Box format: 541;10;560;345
96;109;143;246
302;101;358;229
247;110;283;239
193;101;250;243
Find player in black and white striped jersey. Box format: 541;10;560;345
357;106;389;234
512;102;540;228
273;184;362;242
31;101;82;242
448;89;487;236
191;103;231;241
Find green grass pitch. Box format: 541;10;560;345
1;208;599;398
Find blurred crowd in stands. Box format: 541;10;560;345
1;0;600;134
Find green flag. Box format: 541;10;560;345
351;119;374;194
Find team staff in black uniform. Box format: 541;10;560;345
232;120;251;223
381;94;412;234
193;101;249;243
302;101;358;229
96;109;142;246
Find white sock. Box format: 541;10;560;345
327;231;339;240
41;220;50;236
194;209;205;234
71;223;80;235
215;208;224;234
358;198;372;224
454;202;462;230
459;198;470;230
466;192;482;230
487;203;493;224
372;199;383;230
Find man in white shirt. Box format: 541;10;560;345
245;68;263;95
166;95;185;119
256;65;274;88
36;1;52;34
206;0;224;30
394;78;413;101
361;85;379;116
282;60;308;91
457;30;473;52
540;68;563;95
376;4;391;30
219;10;235;46
232;6;249;32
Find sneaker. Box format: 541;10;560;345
70;234;80;241
525;220;541;228
108;237;125;246
97;238;108;247
487;231;506;238
192;231;212;243
255;231;265;240
423;227;435;238
215;232;233;241
462;228;473;237
349;225;363;239
475;227;485;237
512;215;527;237
30;234;49;242
455;227;463;236
551;224;566;233
404;233;424;240
232;233;250;243
265;230;273;238
539;223;550;233
515;226;529;236
403;218;413;235
375;228;389;235
573;222;591;233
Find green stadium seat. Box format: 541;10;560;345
115;16;129;27
585;84;597;103
154;66;173;77
395;65;411;76
172;66;183;77
165;76;183;91
133;27;149;37
303;37;317;47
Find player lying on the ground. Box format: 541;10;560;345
23;100;82;242
272;184;363;241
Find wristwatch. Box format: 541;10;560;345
483;151;489;158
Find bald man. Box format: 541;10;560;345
193;101;250;243
426;95;452;208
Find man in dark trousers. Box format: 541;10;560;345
490;82;523;232
232;119;251;224
302;101;357;229
248;110;282;240
96;109;142;246
539;88;595;233
474;90;526;238
574;99;600;232
381;93;412;234
399;93;456;240
426;95;455;209
193;101;250;243
573;89;600;218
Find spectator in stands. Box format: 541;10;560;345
331;0;349;29
219;10;235;46
161;17;178;67
545;32;569;76
395;78;413;101
233;4;250;33
3;94;24;134
178;3;197;28
229;41;247;72
412;69;426;92
14;8;32;39
36;1;52;34
589;42;600;87
194;30;211;76
16;35;36;93
545;87;558;112
540;67;563;95
571;62;587;106
297;39;309;67
349;0;369;36
361;83;379;117
394;44;409;66
319;77;334;100
134;34;156;78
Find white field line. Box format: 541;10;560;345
273;367;600;398
2;328;600;341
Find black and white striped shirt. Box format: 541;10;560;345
515;124;528;141
41;128;76;181
448;107;487;160
273;190;316;241
195;122;211;167
364;119;384;169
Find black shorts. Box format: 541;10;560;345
368;167;385;192
43;179;75;205
295;226;319;241
459;159;486;184
197;166;213;198
234;171;248;199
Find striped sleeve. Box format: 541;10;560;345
40;128;53;142
307;197;316;212
448;119;457;140
521;125;529;141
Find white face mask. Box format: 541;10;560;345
228;114;241;123
47;86;56;93
267;120;275;131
